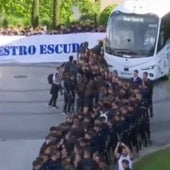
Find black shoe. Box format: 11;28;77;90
48;103;52;107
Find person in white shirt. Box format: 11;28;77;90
122;159;132;170
131;70;142;88
49;67;62;108
114;142;133;170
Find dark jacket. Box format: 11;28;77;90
76;158;99;170
146;79;154;96
131;77;142;87
49;160;64;170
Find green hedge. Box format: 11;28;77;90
134;147;170;170
99;5;117;25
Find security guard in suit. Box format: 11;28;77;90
131;70;142;88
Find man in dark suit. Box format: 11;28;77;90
143;72;154;117
131;70;142;88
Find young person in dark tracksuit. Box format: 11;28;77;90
143;72;154;117
63;73;76;114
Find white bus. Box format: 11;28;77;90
105;0;170;80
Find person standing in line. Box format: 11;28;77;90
49;67;62;109
142;72;154;117
63;73;76;114
114;142;133;170
131;70;142;88
64;55;78;82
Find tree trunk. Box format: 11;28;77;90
97;0;102;12
94;0;102;27
53;0;60;28
32;0;39;28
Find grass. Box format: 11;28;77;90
134;147;170;170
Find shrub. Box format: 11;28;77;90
80;14;95;21
2;18;9;28
4;16;30;27
40;17;52;28
99;5;117;25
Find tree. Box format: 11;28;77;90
60;0;74;25
32;0;39;27
75;0;100;25
0;0;32;26
53;0;60;28
99;5;117;25
39;0;52;27
0;0;102;27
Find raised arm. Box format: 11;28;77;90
114;142;121;159
121;142;133;159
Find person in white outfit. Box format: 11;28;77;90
114;142;133;170
49;67;62;108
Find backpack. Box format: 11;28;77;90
48;74;53;84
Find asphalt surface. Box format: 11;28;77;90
0;63;170;145
0;63;65;140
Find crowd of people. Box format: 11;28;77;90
32;44;154;170
0;23;106;36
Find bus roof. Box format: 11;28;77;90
114;0;170;18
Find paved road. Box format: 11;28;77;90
0;64;65;140
0;64;170;143
0;64;170;170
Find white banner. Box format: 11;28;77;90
0;33;106;63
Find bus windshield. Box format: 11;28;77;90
106;12;159;57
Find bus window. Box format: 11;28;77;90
105;12;159;57
157;27;165;52
157;13;170;53
164;13;170;43
144;29;156;46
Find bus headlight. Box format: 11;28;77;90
141;65;155;70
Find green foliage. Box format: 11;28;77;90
32;0;39;27
59;0;98;25
0;0;102;27
0;0;31;26
60;0;75;25
99;5;117;25
40;0;52;20
77;0;98;15
0;0;32;19
80;14;95;22
2;18;8;28
134;147;170;170
40;17;51;28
